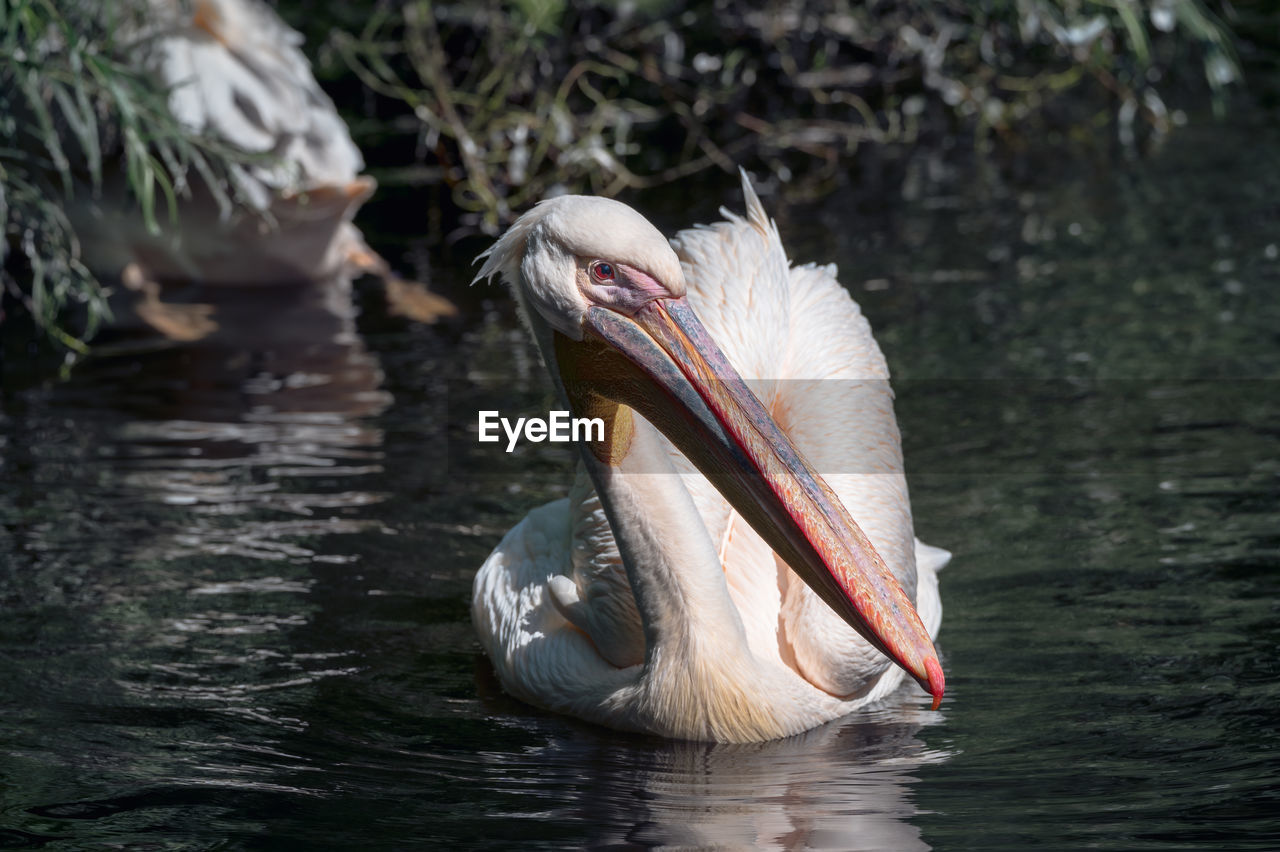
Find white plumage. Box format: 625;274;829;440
473;173;947;743
69;0;455;339
145;0;364;205
74;0;381;286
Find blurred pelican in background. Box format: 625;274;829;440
472;172;948;742
71;0;454;339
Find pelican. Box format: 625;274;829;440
472;172;947;743
70;0;454;335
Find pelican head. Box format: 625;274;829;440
475;194;944;711
476;195;685;340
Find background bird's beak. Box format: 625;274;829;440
554;296;944;709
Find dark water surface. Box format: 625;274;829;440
2;109;1278;849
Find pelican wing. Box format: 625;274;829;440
666;173;939;699
546;466;646;668
773;259;926;695
472;499;634;716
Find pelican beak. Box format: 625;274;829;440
554;296;944;709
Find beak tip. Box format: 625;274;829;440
925;656;945;710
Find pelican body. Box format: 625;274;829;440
472;173;946;743
69;0;456;339
75;0;385;286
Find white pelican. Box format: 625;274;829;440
69;0;373;284
71;0;454;335
472;172;947;743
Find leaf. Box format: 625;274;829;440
17;67;73;195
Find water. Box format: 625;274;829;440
1;108;1278;849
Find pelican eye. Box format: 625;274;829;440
590;261;616;282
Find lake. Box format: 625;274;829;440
0;104;1276;849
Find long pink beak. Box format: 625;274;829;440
555;295;944;708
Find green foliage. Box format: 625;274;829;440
0;0;1250;354
509;0;568;34
335;0;1241;234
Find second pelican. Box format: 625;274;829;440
472;173;948;743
